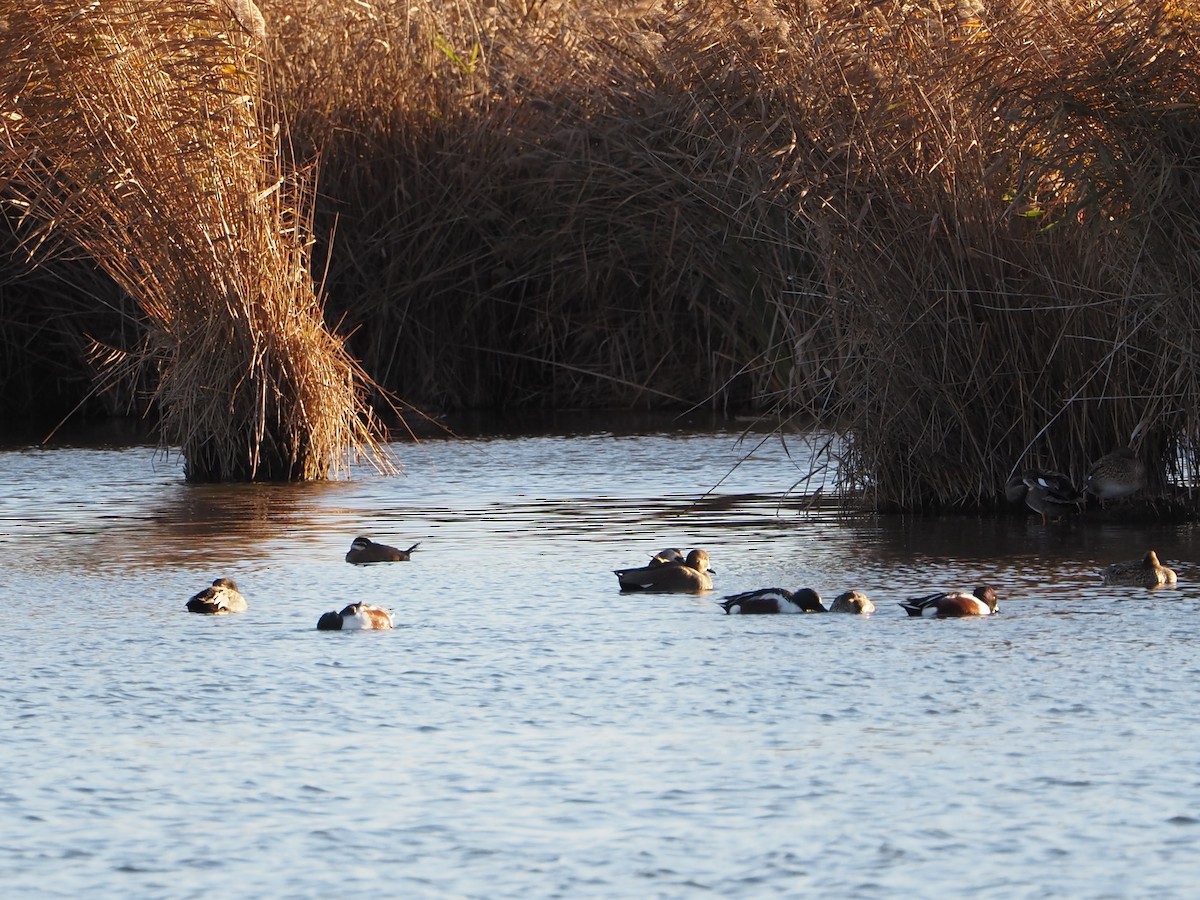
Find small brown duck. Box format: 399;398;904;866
345;536;421;564
899;585;999;617
614;548;714;593
1100;550;1177;588
316;603;395;630
1085;447;1147;504
185;578;248;615
829;590;876;614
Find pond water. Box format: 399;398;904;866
2;415;1200;898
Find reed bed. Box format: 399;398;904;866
2;0;1198;507
258;0;1199;509
0;0;391;480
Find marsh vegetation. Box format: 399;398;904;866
2;0;1198;507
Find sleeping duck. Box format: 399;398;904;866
185;578;247;615
316;603;395;630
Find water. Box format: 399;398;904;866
3;418;1200;898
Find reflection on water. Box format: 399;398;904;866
1;415;1199;897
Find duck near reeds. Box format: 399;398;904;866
345;536;421;564
1085;447;1147;505
614;548;714;592
316;603;395;630
899;585;998;617
1100;549;1177;588
1020;469;1084;524
185;577;248;615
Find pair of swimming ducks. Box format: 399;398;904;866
614;544;1179;617
185;537;415;629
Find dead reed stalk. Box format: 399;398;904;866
0;0;392;480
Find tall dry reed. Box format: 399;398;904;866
0;0;392;480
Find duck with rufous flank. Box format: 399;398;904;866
316;603;395;631
899;586;998;617
720;586;826;614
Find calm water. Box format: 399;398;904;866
2;419;1200;898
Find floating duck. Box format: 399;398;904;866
614;548;714;592
829;590;876;614
345;536;421;564
1100;549;1177;587
185;578;247;615
720;586;826;614
899;586;999;617
316;603;395;630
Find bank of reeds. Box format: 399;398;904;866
258;0;1200;509
2;0;1197;507
0;0;390;480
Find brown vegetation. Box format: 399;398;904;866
2;0;1199;507
0;0;391;480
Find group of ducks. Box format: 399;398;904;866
183;532;1179;629
1007;445;1148;524
184;536;417;630
612;546;985;617
611;541;1179;618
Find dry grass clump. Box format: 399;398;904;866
776;0;1200;508
0;0;391;480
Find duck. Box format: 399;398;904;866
1085;447;1147;504
1100;549;1177;587
345;536;421;564
316;603;395;630
185;577;248;615
649;548;685;565
720;586;826;614
1020;469;1083;524
829;590;876;614
614;548;714;592
899;585;999;617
